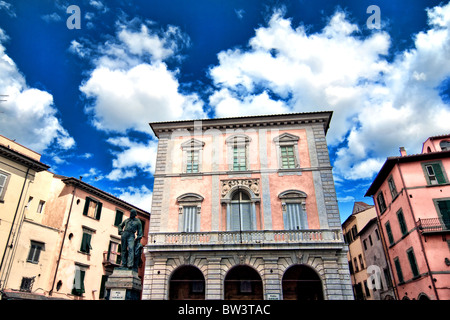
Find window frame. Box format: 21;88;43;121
406;247;420;279
273;133;300;170
388;176;398;200
226;134;251;172
82;196;102;220
176;193;203;233
422;161;448;185
393;257;404;284
0;170;11;202
385;221;394;245
181;139;204;174
377;191;387;214
80;227;95;254
27;240;45;264
397;208;408;236
279;190;308;230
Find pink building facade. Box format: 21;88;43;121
366;135;450;300
143;112;353;300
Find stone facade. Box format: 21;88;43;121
143;112;353;300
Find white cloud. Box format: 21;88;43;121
79;19;206;133
116;185;152;212
0;29;75;153
106;137;157;181
41;12;62;23
208;5;450;181
0;1;16;18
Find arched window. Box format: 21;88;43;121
282;265;323;300
229;190;253;231
278;190;308;230
169;266;205;300
221;181;260;231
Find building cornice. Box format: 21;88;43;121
149;111;333;138
0;144;50;172
61;177;150;216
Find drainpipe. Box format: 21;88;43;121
397;162;439;300
0;167;30;288
49;184;76;296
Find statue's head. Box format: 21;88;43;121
130;209;137;218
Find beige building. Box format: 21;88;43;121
0;136;150;300
342;202;377;300
0;135;49;293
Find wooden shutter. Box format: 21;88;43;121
433;163;446;184
230;204;241;231
438;200;450;228
82;197;91;216
240;203;252;230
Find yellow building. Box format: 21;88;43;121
0;135;49;293
342;202;377;300
0;136;150;300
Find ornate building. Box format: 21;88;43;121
142;112;353;300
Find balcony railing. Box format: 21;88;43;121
147;229;343;249
417;218;450;234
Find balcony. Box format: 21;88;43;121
146;229;344;252
417;218;450;234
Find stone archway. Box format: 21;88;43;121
169;265;205;300
282;264;324;300
224;265;263;300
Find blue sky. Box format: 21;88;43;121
0;0;449;223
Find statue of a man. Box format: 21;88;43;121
118;209;143;269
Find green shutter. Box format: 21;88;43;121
438;200;450;229
385;222;394;245
394;258;404;283
407;249;419;277
114;210;123;226
432;163;446;184
95;202;102;220
72;269;85;296
397;210;407;235
82;198;91;216
80;233;92;253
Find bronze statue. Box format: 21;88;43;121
118;209;143;270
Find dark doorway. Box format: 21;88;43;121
169;265;205;300
224;265;263;300
282;265;323;300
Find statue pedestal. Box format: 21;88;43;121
105;268;142;300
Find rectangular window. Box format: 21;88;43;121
284;203;305;230
397;209;408;235
359;254;365;270
377;192;387;213
233;145;247;171
364;280;370;297
37;200;45;213
407;247;420;278
437;199;450;229
384;267;393;288
181;206;200;232
375;228;380;240
280;145;296;169
369;235;373;246
424;163;447;185
354;257;359;272
20;277;35;292
385;221;394;245
388;177;398;199
0;171;10;201
186;149;199;173
107;241;121;265
80;228;94;254
363;239;367;250
114;209;123;227
27;241;45;263
72;267;86;296
348;260;354;274
394;257;404;284
83;197;102;220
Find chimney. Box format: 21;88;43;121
399;147;407;157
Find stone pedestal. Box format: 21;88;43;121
105;268;142;300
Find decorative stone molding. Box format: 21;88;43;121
221;178;260;198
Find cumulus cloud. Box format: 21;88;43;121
79;19;206;133
208;5;450;181
0;29;75;153
106;137;157;181
116;185;153;212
